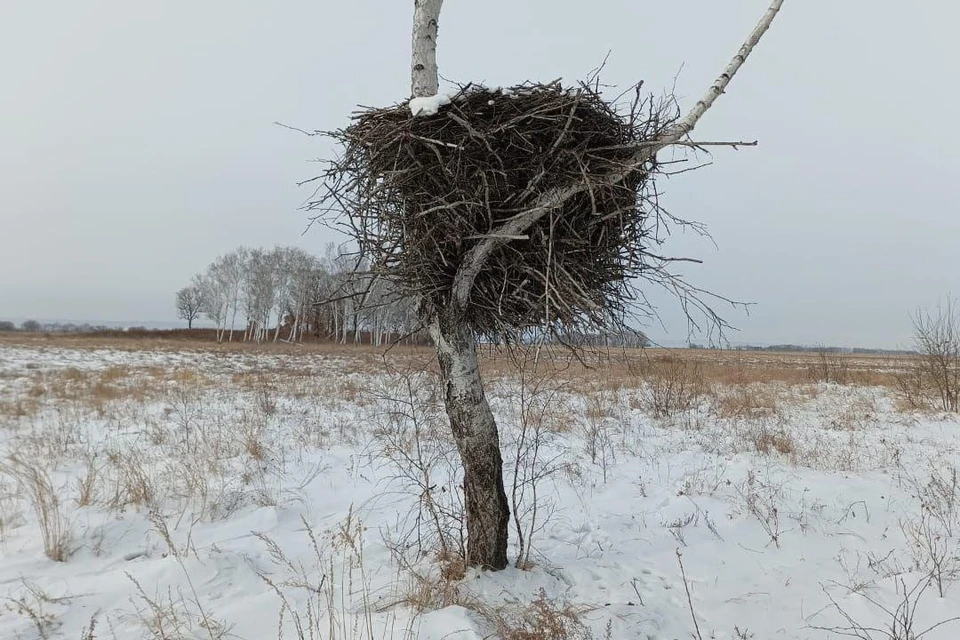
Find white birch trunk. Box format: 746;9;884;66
429;314;510;569
411;0;510;569
411;0;444;98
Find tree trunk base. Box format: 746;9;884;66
430;314;509;570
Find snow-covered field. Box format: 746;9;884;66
1;341;959;639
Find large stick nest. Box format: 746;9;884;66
313;80;683;338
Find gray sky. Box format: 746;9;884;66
2;1;957;349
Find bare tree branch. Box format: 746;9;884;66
450;0;785;310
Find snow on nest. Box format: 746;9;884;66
409;92;453;117
409;85;570;116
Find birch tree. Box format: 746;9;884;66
243;248;277;343
221;247;249;342
406;0;787;570
197;272;227;339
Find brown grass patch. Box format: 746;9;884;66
388;553;473;615
713;385;784;419
477;590;594;640
61;367;86;382
751;426;797;456
26;383;46;398
0;398;41;419
481;345;904;397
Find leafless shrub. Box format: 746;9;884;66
4;580;71;639
910;461;960;537
896;299;960;412
735;469;783;548
900;460;960;596
252;377;278;416
638;355;706;418
810;574;960;639
79;613;100;640
894;359;929;411
808;344;851;384
581;386;618;482
0;455;72;561
167;379;205;446
371;367;466;562
507;354;569;568
900;512;959;598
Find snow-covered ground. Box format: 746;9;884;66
0;342;959;639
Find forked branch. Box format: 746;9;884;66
450;0;786;310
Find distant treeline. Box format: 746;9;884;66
177;244;652;348
0;320;116;334
177;244;423;345
689;342;918;356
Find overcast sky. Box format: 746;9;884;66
2;1;957;348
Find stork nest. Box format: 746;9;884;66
312;80;680;338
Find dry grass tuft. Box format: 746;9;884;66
73;455;101;508
0;455;72;561
106;450;157;510
478;589;595;640
387;550;473;615
749;424;797;456
126;572;232;640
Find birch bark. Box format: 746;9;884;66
411;0;510;569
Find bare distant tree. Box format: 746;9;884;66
284;248;322;343
178;243;443;345
196;272;226;341
175;283;205;329
220;248;249;342
243;248;278;343
0;321;15;332
21;319;41;333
